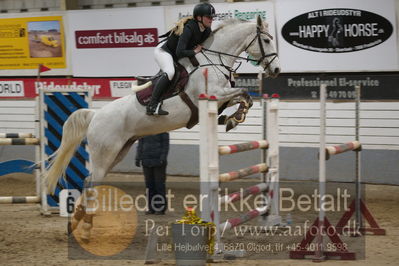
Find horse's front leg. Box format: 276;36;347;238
212;86;243;102
219;91;253;132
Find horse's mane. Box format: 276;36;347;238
212;19;250;34
213;18;270;36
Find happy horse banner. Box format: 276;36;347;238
164;1;276;74
67;7;164;77
275;0;398;72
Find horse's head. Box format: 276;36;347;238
245;16;280;78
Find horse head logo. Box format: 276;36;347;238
328;17;343;47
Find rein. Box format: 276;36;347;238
201;26;278;74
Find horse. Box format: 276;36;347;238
44;15;280;241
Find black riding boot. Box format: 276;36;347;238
146;73;170;116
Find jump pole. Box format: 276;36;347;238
0;133;33;138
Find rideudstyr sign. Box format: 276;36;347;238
0;78;137;99
281;8;393;53
275;0;398;72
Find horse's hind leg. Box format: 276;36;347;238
68;195;86;234
73;140;127;241
77;164;109;241
69;162;109;238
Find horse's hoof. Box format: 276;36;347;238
226;120;236;132
80;229;91;243
218;115;227;125
81;237;90;244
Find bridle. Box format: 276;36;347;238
244;26;278;69
200;26;278;75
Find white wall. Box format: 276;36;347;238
1;99;398;150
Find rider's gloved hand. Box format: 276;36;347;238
194;45;203;54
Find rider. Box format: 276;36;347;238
147;2;216;116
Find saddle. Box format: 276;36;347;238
136;63;189;106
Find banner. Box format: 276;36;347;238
275;0;398;72
0;78;137;99
262;72;399;100
0;16;66;70
75;28;158;48
68;7;164;77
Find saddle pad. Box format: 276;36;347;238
136;82;154;106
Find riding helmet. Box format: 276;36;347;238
193;3;216;18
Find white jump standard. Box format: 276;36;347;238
199;93;281;255
290;84;359;261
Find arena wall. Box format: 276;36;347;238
1;99;398;184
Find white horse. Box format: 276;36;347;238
45;16;280;241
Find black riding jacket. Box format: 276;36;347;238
161;19;211;61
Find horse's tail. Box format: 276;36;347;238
46;109;95;194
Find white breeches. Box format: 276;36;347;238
154;43;175;81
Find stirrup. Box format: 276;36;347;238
154;102;168;115
146;105;156;115
146;103;168;116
